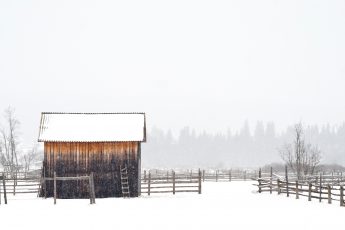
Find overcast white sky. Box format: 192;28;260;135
1;0;345;147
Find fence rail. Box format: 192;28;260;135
42;172;96;205
0;171;41;205
255;167;345;207
141;170;202;195
142;169;259;183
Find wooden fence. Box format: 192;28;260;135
141;170;202;195
0;173;7;204
202;170;257;182
0;171;40;205
143;169;258;183
255;167;345;207
42;172;96;204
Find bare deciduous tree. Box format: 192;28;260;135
21;145;41;177
280;122;321;179
0;107;21;177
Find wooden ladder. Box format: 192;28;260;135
120;165;130;198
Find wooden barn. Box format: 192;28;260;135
38;112;146;198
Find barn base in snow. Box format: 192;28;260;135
40;142;141;198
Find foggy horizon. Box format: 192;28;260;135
1;0;345;165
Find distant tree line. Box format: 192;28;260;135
142;121;345;169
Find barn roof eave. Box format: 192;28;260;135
37;139;145;143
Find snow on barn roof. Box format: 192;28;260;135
38;112;146;142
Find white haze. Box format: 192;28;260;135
0;0;345;157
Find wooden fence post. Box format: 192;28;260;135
2;173;7;204
258;168;262;193
295;181;299;199
43;166;47;199
89;172;96;204
198;169;202;194
89;174;93;204
285;165;289;197
203;170;205;182
327;184;331;204
340;186;344;207
148;172;151;196
277;179;280;195
144;170;147;183
13;171;16;196
172;171;175;195
319;173;322;203
340;172;343;182
91;172;96;204
229;169;232;182
308;182;312;201
270;167;273;194
315;176;318;191
216;170;218;182
44;177;47;199
332;172;334;184
54;171;57;205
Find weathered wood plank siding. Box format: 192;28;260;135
41;142;141;198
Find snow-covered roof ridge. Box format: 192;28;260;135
38;112;146;142
41;112;146;114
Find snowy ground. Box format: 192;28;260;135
0;182;344;230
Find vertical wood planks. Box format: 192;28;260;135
42;141;140;198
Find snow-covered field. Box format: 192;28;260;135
0;182;344;230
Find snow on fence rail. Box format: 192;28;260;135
201;170;256;182
255;167;345;207
142;169;259;183
0;171;41;205
141;170;202;195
